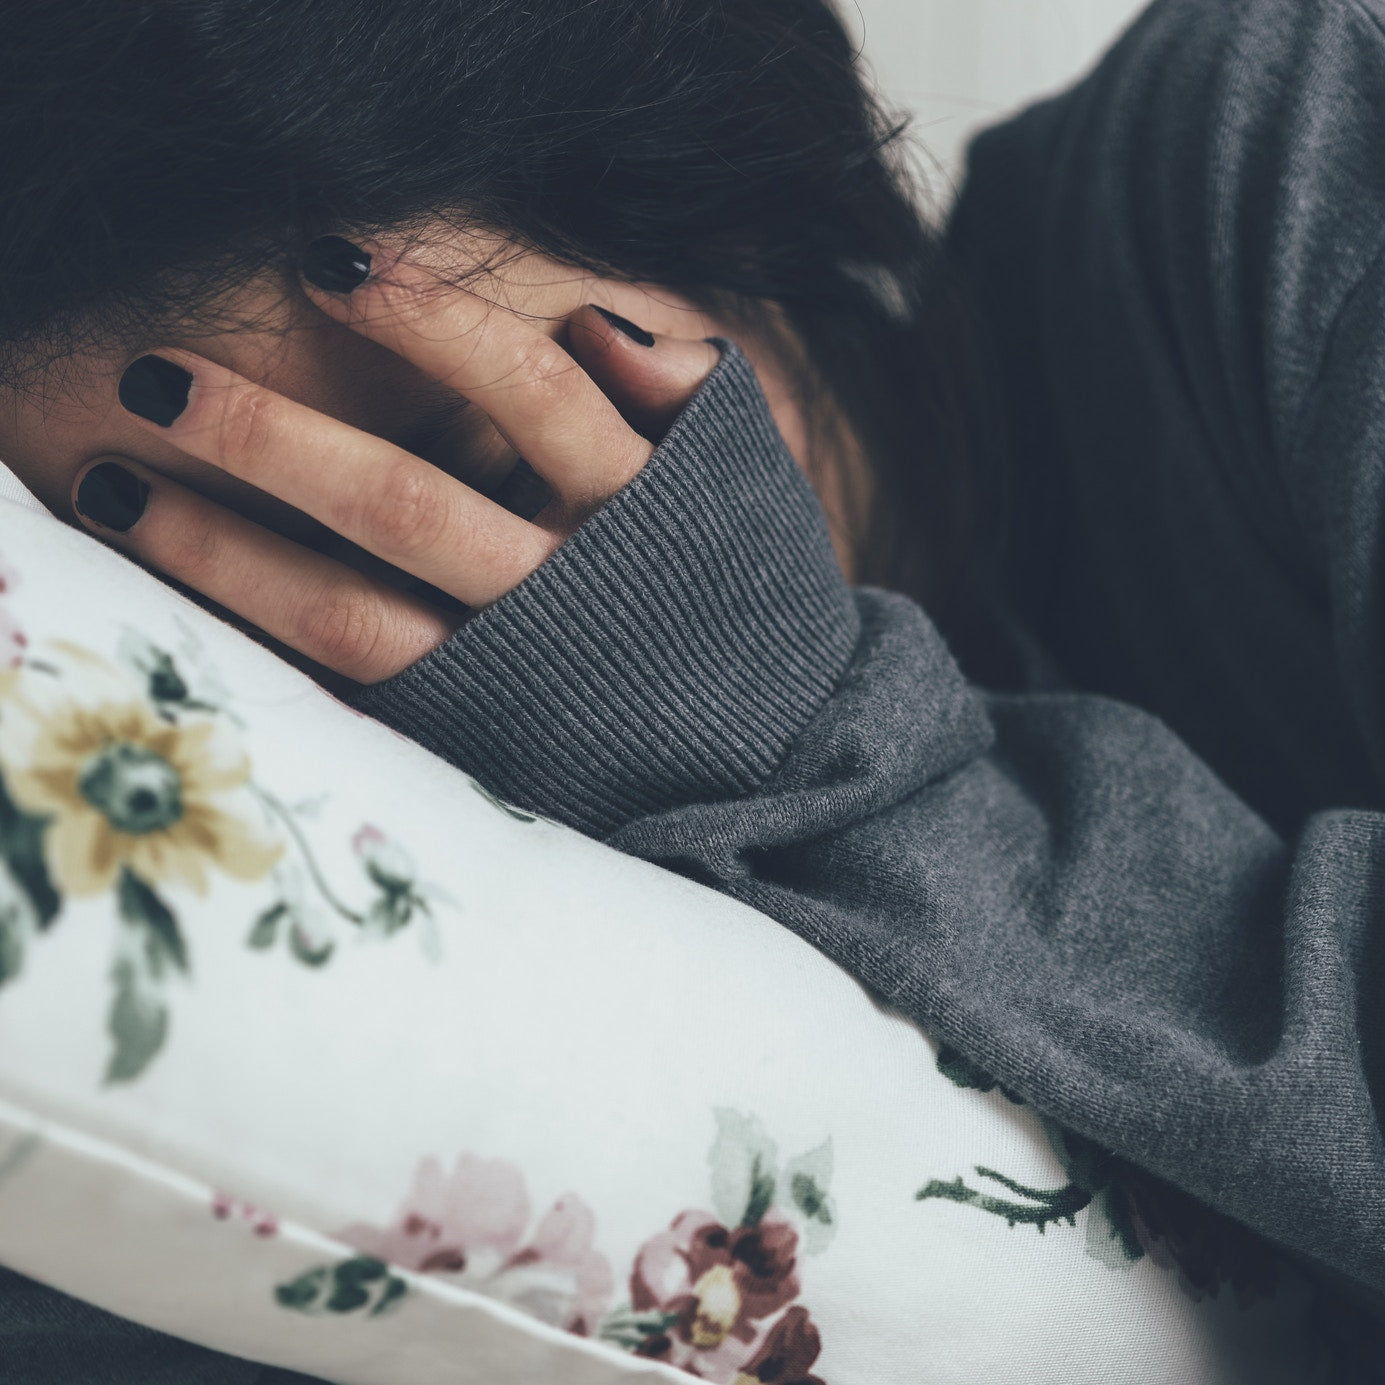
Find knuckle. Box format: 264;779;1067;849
160;507;224;583
355;456;451;556
359;271;449;340
214;386;278;476
502;335;572;408
295;586;386;675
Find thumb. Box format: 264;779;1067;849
566;304;722;441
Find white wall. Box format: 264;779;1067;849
842;0;1149;198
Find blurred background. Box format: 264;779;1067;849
844;0;1149;203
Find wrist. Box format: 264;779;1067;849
346;340;861;838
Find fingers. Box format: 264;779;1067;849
95;241;722;691
299;244;656;510
564;305;722;441
113;350;555;608
70;457;458;683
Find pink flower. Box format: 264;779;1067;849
0;599;26;672
351;823;415;885
351;824;388;854
0;555;24;671
211;1191;278;1238
336;1153;612;1334
630;1209;802;1379
351;821;434;937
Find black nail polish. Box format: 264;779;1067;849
302;236;372;292
118;355;192;426
76;462;150;533
592;305;655;347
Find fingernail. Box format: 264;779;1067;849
118;355;192;426
75;462;150;533
592;305;655;347
302;236;373;292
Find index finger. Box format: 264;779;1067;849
299;239;654;511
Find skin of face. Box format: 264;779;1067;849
0;247;857;582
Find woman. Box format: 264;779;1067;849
0;0;1382;1379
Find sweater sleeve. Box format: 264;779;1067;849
349;341;1385;1301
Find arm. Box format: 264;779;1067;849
350;341;1385;1298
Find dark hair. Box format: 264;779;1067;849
0;0;992;644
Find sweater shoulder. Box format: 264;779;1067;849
942;0;1385;819
950;0;1385;455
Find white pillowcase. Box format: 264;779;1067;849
0;479;1330;1384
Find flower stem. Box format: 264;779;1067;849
251;784;365;926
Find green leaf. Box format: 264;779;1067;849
275;1266;329;1312
1040;1119;1116;1195
784;1138;837;1253
0;902;25;987
742;1154;776;1228
363;855;411;894
117;868;188;977
597;1306;680;1351
468;778;537;822
0;770;59;930
324;1279;369;1314
366;892;413;936
1085;1186;1145;1268
274;1260;401;1316
370;1274;409;1317
915;1166;1093;1232
326;1256;388;1313
936;1044;998;1092
104;957;169;1085
247;901;287;950
935;1044;1026;1105
145;648;191;706
289;922;334;968
708;1109;779;1230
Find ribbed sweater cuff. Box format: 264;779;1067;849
346;341;863;839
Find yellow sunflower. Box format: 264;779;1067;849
5;698;282;896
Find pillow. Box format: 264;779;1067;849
0;477;1332;1384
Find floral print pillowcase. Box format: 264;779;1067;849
0;481;1333;1384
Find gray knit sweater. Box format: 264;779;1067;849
351;336;1385;1303
6;0;1385;1377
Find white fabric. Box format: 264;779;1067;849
0;491;1328;1382
0;460;46;514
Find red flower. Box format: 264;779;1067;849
630;1209;804;1378
735;1307;825;1385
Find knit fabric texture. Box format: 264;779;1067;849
350;342;863;839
